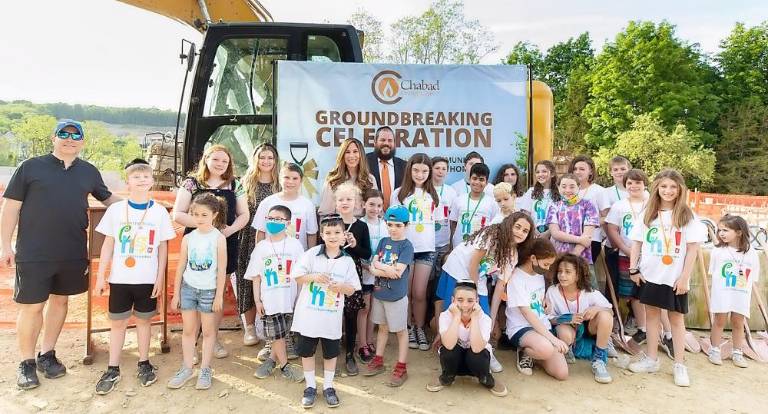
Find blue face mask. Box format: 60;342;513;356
265;221;287;235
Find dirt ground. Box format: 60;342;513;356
0;324;766;414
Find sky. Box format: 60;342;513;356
0;0;764;110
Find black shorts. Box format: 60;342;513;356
109;283;158;320
638;281;688;314
294;334;341;360
14;260;89;304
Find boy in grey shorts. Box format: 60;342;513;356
362;205;414;387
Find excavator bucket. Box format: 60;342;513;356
117;0;273;31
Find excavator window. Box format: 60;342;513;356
307;35;341;62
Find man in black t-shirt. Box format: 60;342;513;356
0;119;120;390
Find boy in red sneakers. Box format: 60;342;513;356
362;205;414;386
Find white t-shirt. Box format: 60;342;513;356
390;187;436;253
519;188;554;233
441;237;509;298
253;193;318;250
438;309;493;352
449;193;499;248
183;228;223;290
708;246;761;316
360;216;389;285
434;183;458;248
450;179;495;198
580;184;605;242
95;200;176;285
629;211;707;287
290;246;361;339
544;285;611;318
505;267;550;338
605;198;647;256
244;236;305;315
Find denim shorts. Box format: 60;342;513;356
414;251;437;266
179;282;216;313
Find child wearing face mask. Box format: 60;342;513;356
247;205;306;382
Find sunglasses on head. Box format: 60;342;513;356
320;214;343;224
56;131;84;141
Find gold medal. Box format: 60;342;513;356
662;255;673;265
416;223;424;233
125;256;137;268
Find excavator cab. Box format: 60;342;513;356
182;23;363;176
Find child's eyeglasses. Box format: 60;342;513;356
56;131;84;141
266;217;288;222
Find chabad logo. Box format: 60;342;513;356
371;70;402;104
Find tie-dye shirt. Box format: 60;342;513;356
546;199;600;263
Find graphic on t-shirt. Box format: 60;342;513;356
621;213;634;236
530;291;545;316
460;213;487;239
118;225;157;268
407;197;434;233
188;243;214;271
307;280;342;310
478;255;497;284
287;217;302;240
263;258;293;287
533;199;549;232
375;244;400;289
645;227;682;256
721;262;753;290
435;204;449;231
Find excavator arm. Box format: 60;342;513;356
117;0;272;31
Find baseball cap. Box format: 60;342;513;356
54;119;84;138
384;205;409;223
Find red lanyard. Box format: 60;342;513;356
559;285;580;313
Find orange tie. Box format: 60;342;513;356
381;159;392;211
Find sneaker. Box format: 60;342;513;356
673;363;690;387
257;341;273;362
362;356;385;377
345;353;358;376
631;329;647;345
707;346;723;365
489;349;503;373
426;376;446;392
95;367;121;395
416;327;430;351
17;360;40;390
243;325;259;346
565;348;576;364
516;349;533;376
192;353;200;365
280;363;305;382
137;361;158;387
732;349;748;368
302;387;317;408
286;337;299;360
408;326;418;349
358;345;374;364
167;367;194;389
606;341;619;358
387;364;407;387
323;387;340;408
660;336;675;360
214;341;229;359
36;350;66;379
489;379;508;397
591;360;612;384
196;367;213;390
628;353;660;373
254;358;277;379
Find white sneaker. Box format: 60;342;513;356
628;353;660;373
606;341;619;358
707;346;722;365
732;349;748;368
516;348;533;376
489;349;503;373
243;325;260;346
257;341;273;362
673;363;690;387
214;341;229;359
591;359;613;384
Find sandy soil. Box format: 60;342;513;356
0;323;766;414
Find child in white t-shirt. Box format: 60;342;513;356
519;160;560;239
426;282;508;397
248;205;305;382
504;239;566;380
449;163;499;247
292;216;361;409
93;159;176;395
490;182;517;224
628;169;706;387
253;163;318;250
546;254;613;384
707;215;761;368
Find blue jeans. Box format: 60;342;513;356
179;281;216;313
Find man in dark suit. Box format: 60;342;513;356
365;126;406;210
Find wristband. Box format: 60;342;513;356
629;268;640;276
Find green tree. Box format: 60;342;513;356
713;101;768;195
504;41;544;74
594;114;715;188
79;122;143;171
347;8;385;63
583;21;721;149
388;0;497;64
716;22;768;110
11;115;56;160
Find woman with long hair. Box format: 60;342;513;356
318;138;376;217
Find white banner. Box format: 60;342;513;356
275;61;529;203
